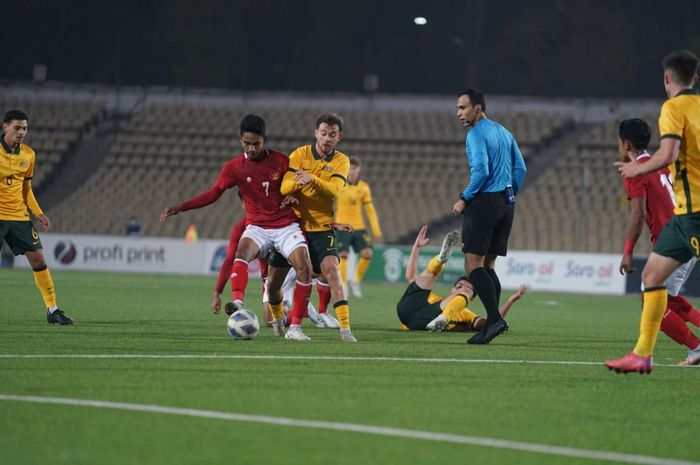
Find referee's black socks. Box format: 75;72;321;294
469;267;501;326
487;268;502;304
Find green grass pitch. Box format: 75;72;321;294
1;268;699;465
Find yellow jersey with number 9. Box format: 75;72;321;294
659;88;700;215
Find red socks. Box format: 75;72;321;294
290;280;313;325
230;259;249;302
667;295;700;328
661;308;700;349
317;280;331;314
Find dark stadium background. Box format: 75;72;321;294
3;0;700;97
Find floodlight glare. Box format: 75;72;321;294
414;17;427;26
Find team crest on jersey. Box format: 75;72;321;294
270;171;280;181
20;161;28;168
246;177;252;182
323;166;332;171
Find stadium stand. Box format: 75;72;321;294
0;96;106;190
45;100;573;241
509;116;660;254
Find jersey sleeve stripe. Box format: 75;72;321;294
660;134;682;140
331;174;347;185
287;167;297;173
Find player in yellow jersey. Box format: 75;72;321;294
279;113;356;342
1;110;72;325
335;157;382;298
608;50;700;374
397;225;525;332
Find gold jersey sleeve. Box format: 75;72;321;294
659;89;700;215
0;143;41;220
283;145;349;232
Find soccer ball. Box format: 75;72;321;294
227;309;260;340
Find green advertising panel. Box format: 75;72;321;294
362;245;464;285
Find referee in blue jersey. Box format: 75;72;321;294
452;89;527;345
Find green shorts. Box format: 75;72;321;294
305;230;339;274
0;220;43;255
336;229;372;253
396;282;442;330
653;213;700;263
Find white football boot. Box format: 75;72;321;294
348;279;362;298
318;312;340;329
285;324;311;341
339;328;357;342
426;313;448;332
438;230;461;263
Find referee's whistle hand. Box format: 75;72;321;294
452;199;465;216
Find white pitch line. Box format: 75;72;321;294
0;353;695;368
0;394;696;465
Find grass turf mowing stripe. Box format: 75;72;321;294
0;394;697;465
0;353;697;368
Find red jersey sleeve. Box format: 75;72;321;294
624;176;646;199
181;161;238;211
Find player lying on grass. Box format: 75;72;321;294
397;225;526;332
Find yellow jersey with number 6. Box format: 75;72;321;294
0;139;43;221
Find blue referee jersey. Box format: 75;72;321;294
461;118;527;201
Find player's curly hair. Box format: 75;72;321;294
618;118;651;151
316;113;344;132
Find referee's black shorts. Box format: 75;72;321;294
461;191;515;256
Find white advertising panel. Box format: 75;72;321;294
494;250;625;295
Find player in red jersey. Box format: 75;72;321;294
614;118;700;367
160;115;314;336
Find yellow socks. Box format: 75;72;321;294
339;257;348;285
334;300;350;329
353;256;371;283
33;266;57;309
269;302;285;321
428;256;444;275
633;287;668;357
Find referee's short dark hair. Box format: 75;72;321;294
3;109;29;124
663;50;699;86
458;89;486;112
240;114;266;137
618;118;651;151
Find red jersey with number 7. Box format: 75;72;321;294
214;150;299;228
623;153;675;245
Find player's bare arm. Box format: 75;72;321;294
333;222;353;233
452;199;465;215
211;292;221;314
405;225;430;282
620;197;645;275
36;214;51;232
280;195;299;208
615;138;680;179
159;205;181;222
